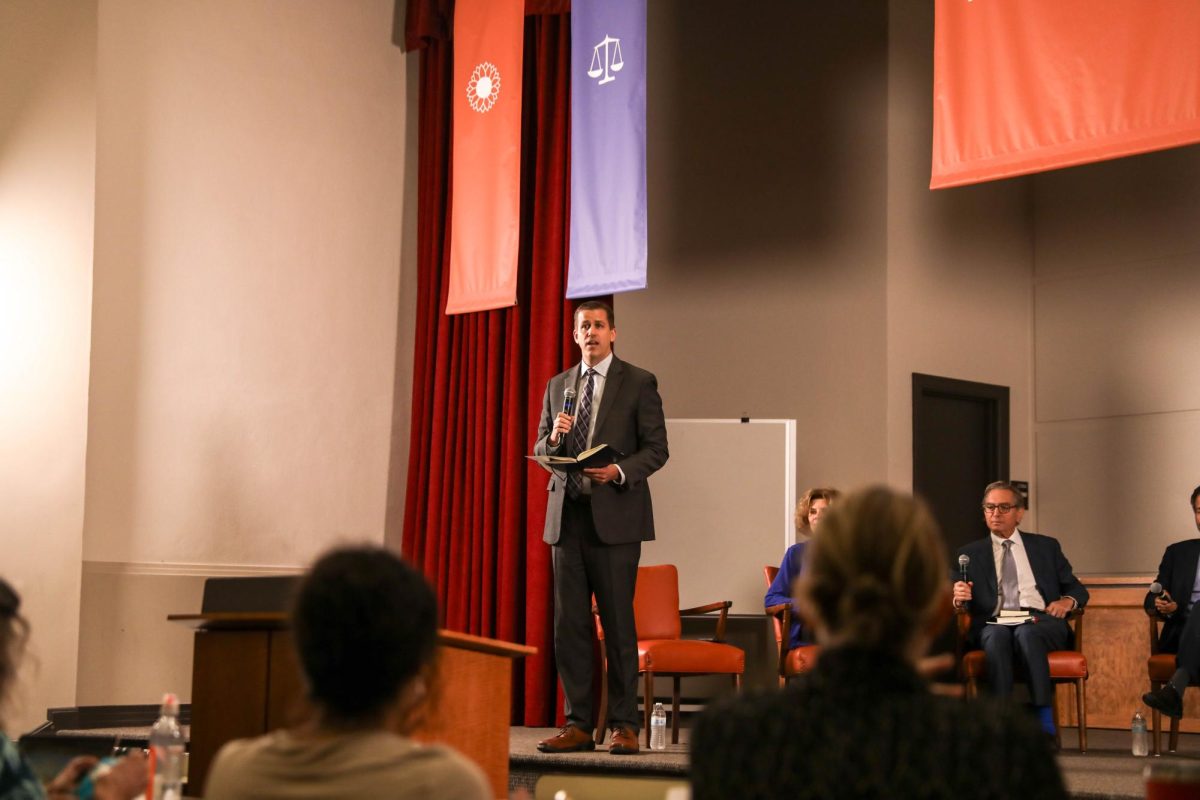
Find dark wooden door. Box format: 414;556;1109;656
913;374;1010;667
912;373;1010;557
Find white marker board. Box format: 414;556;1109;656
642;419;796;615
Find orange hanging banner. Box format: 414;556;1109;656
932;0;1200;189
447;0;524;313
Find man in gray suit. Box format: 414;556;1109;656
533;300;668;756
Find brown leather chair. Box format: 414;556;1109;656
594;564;744;747
763;565;820;685
1147;613;1191;755
956;607;1088;752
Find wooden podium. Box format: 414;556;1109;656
169;612;534;798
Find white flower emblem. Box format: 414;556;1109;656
466;62;501;113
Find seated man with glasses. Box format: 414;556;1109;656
1141;485;1200;719
952;481;1089;739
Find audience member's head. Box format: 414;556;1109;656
292;546;438;728
795;487;841;536
0;578;29;728
797;486;946;658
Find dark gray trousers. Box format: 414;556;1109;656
553;496;641;732
1170;609;1200;681
978;612;1071;706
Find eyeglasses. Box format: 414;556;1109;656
982;504;1018;515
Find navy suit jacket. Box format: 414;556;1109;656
956;531;1089;642
533;356;668;545
1145;538;1200;654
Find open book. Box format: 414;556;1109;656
527;443;623;472
986;609;1033;626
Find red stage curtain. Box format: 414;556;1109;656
402;6;603;726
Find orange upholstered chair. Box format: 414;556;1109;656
594;564;744;748
956;608;1088;752
1147;613;1192;755
763;565;820;685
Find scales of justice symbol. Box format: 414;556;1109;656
587;35;624;85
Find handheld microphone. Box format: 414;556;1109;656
958;554;970;583
563;386;576;416
1150;581;1165;598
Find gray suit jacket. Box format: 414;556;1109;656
533;356;668;545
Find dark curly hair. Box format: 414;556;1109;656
291;547;438;723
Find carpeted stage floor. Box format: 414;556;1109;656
511;725;1200;799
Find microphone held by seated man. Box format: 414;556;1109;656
952;480;1088;739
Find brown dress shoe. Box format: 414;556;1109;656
537;725;596;753
608;725;640;755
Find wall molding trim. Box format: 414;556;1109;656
82;561;304;578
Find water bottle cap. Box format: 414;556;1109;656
161;692;179;715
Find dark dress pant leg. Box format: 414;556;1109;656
1174;610;1200;682
552;498;598;731
583;528;641;732
979;624;1016;698
1012;614;1071;706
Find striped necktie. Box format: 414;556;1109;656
566;369;595;498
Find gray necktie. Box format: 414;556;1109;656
1000;540;1020;612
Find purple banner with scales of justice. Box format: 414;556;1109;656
567;0;648;298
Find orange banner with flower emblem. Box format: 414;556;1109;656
446;0;524;314
932;0;1200;189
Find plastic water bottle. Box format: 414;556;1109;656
147;693;185;800
650;702;667;750
1132;710;1149;757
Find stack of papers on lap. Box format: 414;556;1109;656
987;610;1032;626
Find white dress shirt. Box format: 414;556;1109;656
990;530;1045;611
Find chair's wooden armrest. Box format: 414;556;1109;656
765;603;791;616
953;605;972;666
1148;612;1163;655
681;600;732;616
680;600;732;642
929;682;965;698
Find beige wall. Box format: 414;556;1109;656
885;0;1036;509
620;1;891;494
76;0;408;705
1032;146;1200;573
0;1;97;735
622;0;1039;512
